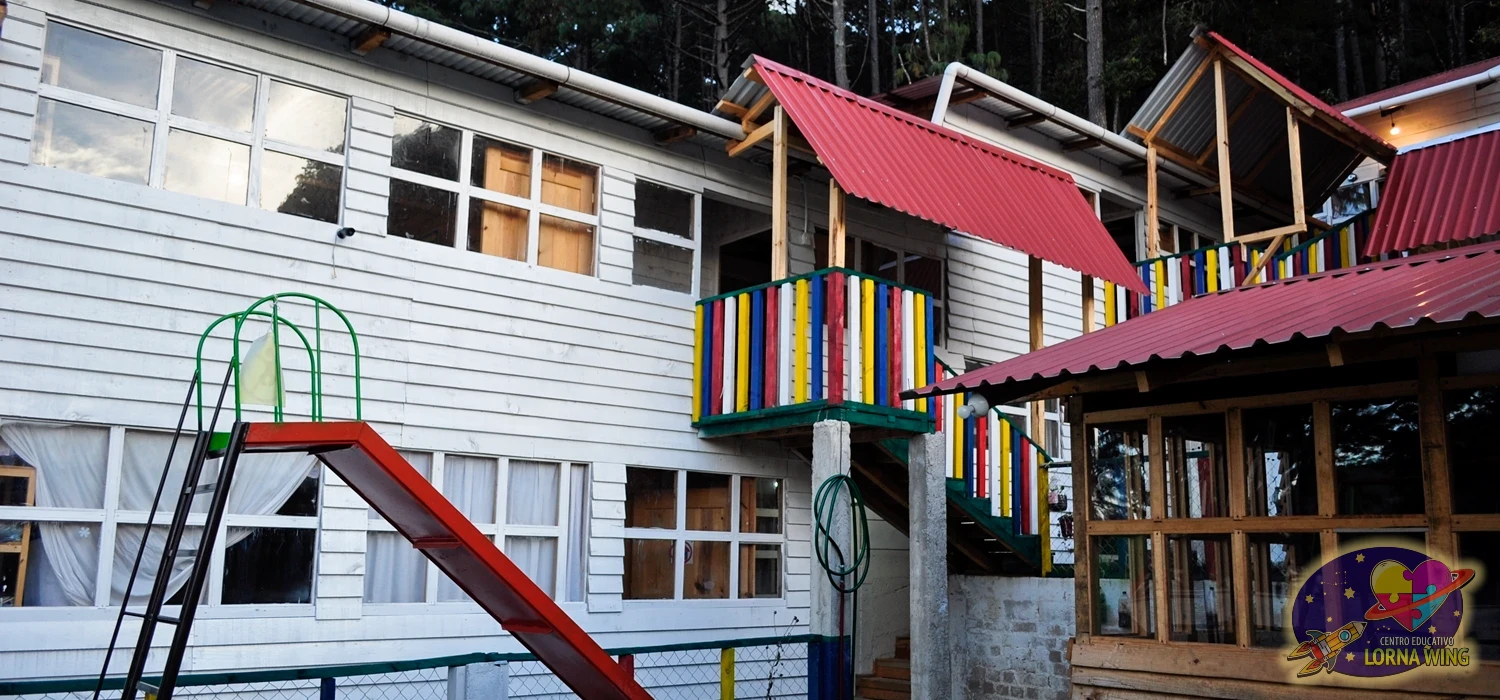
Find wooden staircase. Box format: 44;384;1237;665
856;636;912;700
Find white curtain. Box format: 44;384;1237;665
0;422;316;607
437;456;498;602
507;460;559;526
565;464;588;602
505;535;557;597
364;531;426;603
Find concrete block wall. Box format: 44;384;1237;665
949;575;1075;700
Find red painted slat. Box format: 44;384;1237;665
752;57;1148;293
1366;129;1500;257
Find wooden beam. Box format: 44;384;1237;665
1135;371;1152;393
1216;49;1397;163
713;99;749;119
515;78;560;105
1145;53;1214;142
1087;513;1429;536
1418;352;1454;559
653;124;696;145
1314;400;1337;518
1244;233;1287;283
1006;112;1048;129
771;106;789;280
828;179;847;267
1063;137;1102;152
1213;59;1235;242
1068;396;1092;643
1081;275;1096;333
1286;107;1306;228
741;89;778;132
1326;342;1345;367
1195;86;1257;163
1145;144;1160;259
1236;223;1306;244
744;66;765;84
350;27;390;56
725;121;775;158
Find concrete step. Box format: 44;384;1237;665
855;674;911;700
894;636;910;660
873;657;910;680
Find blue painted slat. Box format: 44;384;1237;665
810;273;824;402
750;290;765;411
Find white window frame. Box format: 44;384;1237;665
849;235;947;344
389;114;603;276
0;422;321;613
363;450;586;608
34;22;349;220
621;469;785;603
629;178;701;296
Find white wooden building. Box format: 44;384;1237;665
0;0;1236;695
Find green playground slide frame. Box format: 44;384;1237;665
194;292;363;432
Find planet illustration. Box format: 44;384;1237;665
1364;559;1475;632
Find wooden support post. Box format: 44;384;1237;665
1313;400;1336;518
828;179;847;267
1152;530;1169;643
1029;256;1045;450
1147;414;1167;641
1286;106;1306;228
1226;408;1251;647
1418;352;1454;559
1244;233;1288;284
1069;397;1092;641
1145;144;1160;259
1081;275;1095;333
1213;59;1235;242
771;106;790;280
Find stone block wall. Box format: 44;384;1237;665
949;575;1076;700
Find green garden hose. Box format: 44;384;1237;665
813;473;871;698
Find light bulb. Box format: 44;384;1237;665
1390;124;1401;136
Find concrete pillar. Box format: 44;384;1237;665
810;419;853;700
908;432;951;700
447;660;507;700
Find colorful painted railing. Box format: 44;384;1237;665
692;268;937;423
1102;212;1374;325
930;360;1051;552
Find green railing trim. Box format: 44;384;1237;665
1270;210;1374;263
196;310;318;429
1131;240;1236;268
931;356;1056;464
696;266;935;306
1127;210;1376;272
0;635;823;695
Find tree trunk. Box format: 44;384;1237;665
714;0;731;91
921;0;934;67
1086;0;1103;125
1349;13;1367;96
1334;0;1349;103
833;0;849;88
974;0;984;56
1030;0;1043;95
868;0;881;92
670;3;682;102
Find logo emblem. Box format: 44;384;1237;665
1287;545;1477;679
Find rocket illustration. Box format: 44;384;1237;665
1287;622;1367;677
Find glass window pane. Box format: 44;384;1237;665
905;254;943;300
371;451;432;520
222;527;314;604
1163;414;1228;519
2;521;99;607
634;181;693;239
442;456;497;524
538;215;594;275
1458;532;1500;661
739;477;781;534
626;467;676;529
506;535;558;597
32;98;153;184
260;151;342;223
171;58;255;131
1446;388;1500;514
1332;398;1422;514
42;24;160;107
265;81;346;154
686;472;730;532
541;155;598;214
632;239;693;293
392;115;460;180
1092;535;1154;637
467;198;528;260
623;538;673;599
0;427;107;509
164;130;249;204
1089;421;1150;520
274;469;320;517
565;464;589;603
1248;533;1320;648
1167;535;1234;643
857;239;899;281
507;460;560;526
739;543;781;598
112;523;204;607
388;179;457;245
684;540;728;599
471;136;530;196
1243;405;1317;517
364;531;425;603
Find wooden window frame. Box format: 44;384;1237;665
629;178;701;296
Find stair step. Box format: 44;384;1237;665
894;636;910;659
856;674;911;700
873;657;910;680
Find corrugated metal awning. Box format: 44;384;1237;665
752;56;1148;293
907;241;1500;399
1366;128;1500;256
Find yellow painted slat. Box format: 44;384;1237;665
736;293;750;412
720;647;734;699
1153;260;1166;309
1104;281;1116;327
1001;422;1012;518
1206;248;1219;293
913;294;926;414
794;279;809;404
953;392;964;479
692;305;703;422
861;278;875;401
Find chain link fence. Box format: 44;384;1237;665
3;637;813;700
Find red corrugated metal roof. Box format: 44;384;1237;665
907;242;1500;398
751;56;1148;293
1207;32;1392;151
1366;128;1500;257
1337;56;1500;112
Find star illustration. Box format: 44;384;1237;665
1327;617;1333;623
1455;610;1462;617
1429;625;1438;635
1346;652;1355;662
1356;554;1366;563
1306;594;1315;603
1344;588;1355;599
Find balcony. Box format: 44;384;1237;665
1102;212;1374;325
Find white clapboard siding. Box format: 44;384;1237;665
344;98;394;235
945;232;1088;364
0;2;43;166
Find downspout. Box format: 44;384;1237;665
285;0;746;141
1343;64;1500;118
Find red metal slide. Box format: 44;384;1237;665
243;422;653;700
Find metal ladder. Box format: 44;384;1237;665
92;367;252;700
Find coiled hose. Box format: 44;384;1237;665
813;473;871;698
